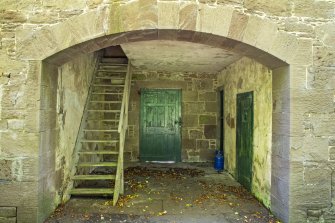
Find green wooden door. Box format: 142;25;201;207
140;89;181;162
236;91;253;191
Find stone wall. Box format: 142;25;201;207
217;57;272;207
126;69;218;162
36;52;99;221
55;52;98;203
0;0;334;222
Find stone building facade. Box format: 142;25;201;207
0;0;334;222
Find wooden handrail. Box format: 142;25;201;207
113;61;132;206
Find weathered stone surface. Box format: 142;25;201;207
182;115;198;127
199;115;216;125
197;5;233;37
196;139;209;150
0;207;16;217
204;125;216;139
199;92;216;101
292;0;335;19
205;101;217;112
182;91;198;102
290;136;329;162
227;11;249;41
307;67;335;90
189;129;203;139
291;89;334;114
158;1;179;29
0;217;16;223
183;139;196;150
0;132;39;156
313;46;335;67
184;102;205;114
0;159;12;180
244;0;291;16
329;146;335;160
218;57;272;208
179;2;198;30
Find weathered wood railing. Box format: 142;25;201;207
113;61;132;205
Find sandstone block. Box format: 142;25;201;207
189;129;203;139
0;217;16;223
290;136;329;162
293;0;335;19
158;1;179;29
196;139;209;150
184;102;205;114
0;10;27;23
269;31;299;64
315;23;335;47
227;11;249;41
179;2;198;30
291;89;334;114
197;4;233;37
183;115;199;127
27;10;59;24
182;91;198;102
307;67;335;90
0;159;13;180
313;46;335;67
205;102;217;112
199;115;216;125
7;119;25;130
0;207;16;217
0;132;39;157
309;113;335;137
199;148;214;161
242;15;265;46
199;92;216;101
204;125;216;139
329;146;335;161
183;139;196;150
0;0;39;10
289;65;308;90
303;162;331;186
244;0;291;16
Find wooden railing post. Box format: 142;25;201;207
113;61;132;206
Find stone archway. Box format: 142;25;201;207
16;3;313;222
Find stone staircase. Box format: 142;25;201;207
70;57;130;197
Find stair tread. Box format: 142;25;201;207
92;84;125;87
89;101;122;103
97;69;127;72
73;175;116;180
81;139;119;142
92;92;123;95
78;162;117;167
79;151;119;155
95;77;125;80
70;188;114;195
83;129;118;132
87;109;121;112
86;119;119;121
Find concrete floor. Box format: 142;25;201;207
45;163;280;223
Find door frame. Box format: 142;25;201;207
139;88;182;162
236;91;254;191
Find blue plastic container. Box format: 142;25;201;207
214;150;224;172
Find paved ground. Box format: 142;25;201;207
45;163;280;223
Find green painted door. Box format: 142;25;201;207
140;89;181;162
236;91;253;191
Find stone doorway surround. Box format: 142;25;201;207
1;2;333;223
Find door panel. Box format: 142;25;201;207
140;89;181;162
236;91;253;191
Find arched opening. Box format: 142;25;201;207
38;30;290;222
